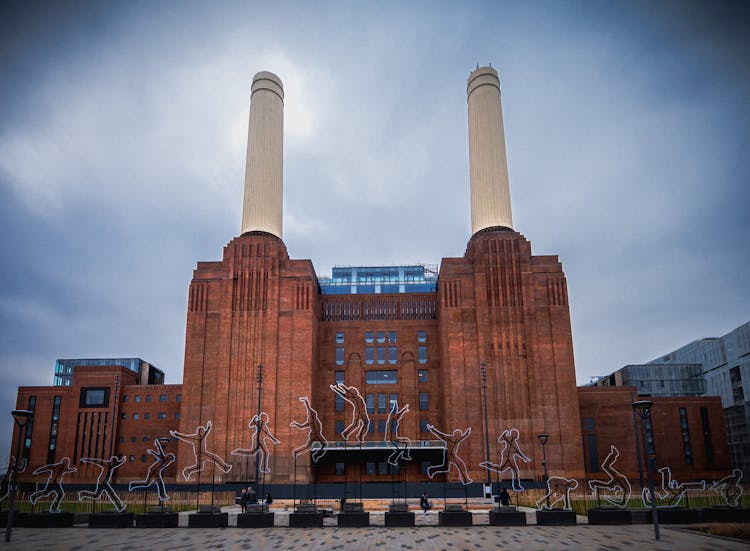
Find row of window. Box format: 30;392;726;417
121;412;177;420
336;331;428;344
334;370;428;386
123;394;180;403
334;418;434;434
335;345;428;366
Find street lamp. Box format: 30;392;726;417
537;434;550;509
255;364;264;501
480;363;492;494
632;400;659;541
5;409;33;543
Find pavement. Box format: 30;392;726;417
3;506;748;550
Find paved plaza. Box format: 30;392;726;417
3;507;748;551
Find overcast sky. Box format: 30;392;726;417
1;0;748;459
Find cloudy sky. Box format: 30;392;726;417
1;0;748;458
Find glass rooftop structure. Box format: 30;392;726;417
53;358;164;386
319;265;438;295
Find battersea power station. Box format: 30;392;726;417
10;67;730;495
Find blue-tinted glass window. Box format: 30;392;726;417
160;395;168;402
420;419;429;432
145;395;152;403
366;347;374;364
378;393;387;414
378;461;388;475
83;388;106;407
158;412;167;419
378;420;386;433
389;394;398;412
388;331;397;343
144;412;150;419
336;332;344;344
133;413;140;420
679;408;693;465
135;395;140;403
335;463;345;476
366;462;376;475
335;371;345;384
366;393;374;414
418;346;427;364
336;347;345;365
377;332;385;343
365;332;374;343
419;392;428;411
366;371;398;384
587;434;599;472
584;417;595;431
335;421;344;434
368;420;375;433
388;347;397;364
700;407;713;464
377;347;386;364
418;370;427;383
418;330;427;343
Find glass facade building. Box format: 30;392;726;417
319;265;437;295
54;358;164;386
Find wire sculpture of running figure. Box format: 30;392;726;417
479;428;531;491
170;420;232;481
29;457;76;513
0;456;28;509
384;402;412;466
290;396;328;463
536;476;579;510
330;383;370;444
231;412;280;474
425;424;473;484
78;455;127;512
642;466;706;508
128;438;176;502
711;468;743;507
587;445;632;508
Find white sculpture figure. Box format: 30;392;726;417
330;383;370;444
383;402;412;466
231;412;280;474
479;428;531;491
536;476;579;510
290;397;328;462
0;456;28;508
78;455;127;512
641;466;706;508
29;457;76;513
711;469;743;507
170;420;232;481
587;445;632;508
128;438;176;502
426;424;473;484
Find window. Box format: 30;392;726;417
141;455;148;462
418;370;428;383
335;463;346;476
129;455;135;462
419;392;428;411
388;347;397;364
160;395;168;402
175;412;181;420
335;421;344;434
418;330;427;343
122;395;128;403
118;436;125;443
365;331;374;344
378;420;386;433
679;408;693;465
587;434;599;472
135;395;140;403
133;413;140;420
366;394;375;414
366;371;397;385
143;436;149;442
24;396;36;460
145;395;152;403
366;347;374;364
335;371;345;384
377;331;385;343
378;394;387;414
368;420;375;433
121;413;127;420
130;436;137;443
418;346;427;364
158;412;167;420
81;388;108;407
176;394;182;402
377;347;386;364
336;347;345;365
420;419;429;432
336;332;345;344
389;394;398;412
378;461;388;475
336;372;346;412
144;412;151;420
700;407;713;464
584;417;595;431
366;462;376;475
388;331;397;343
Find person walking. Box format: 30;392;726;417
420;491;432;514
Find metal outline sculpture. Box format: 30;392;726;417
78;455;127;512
425;424;473;485
536;476;579;510
330;383;370;444
641;466;706;508
479;428;531;491
29;456;76;513
128;437;176;502
384;402;412;466
711;468;743;507
231;412;280;474
0;456;27;508
587;445;632;508
290;396;328;463
170;420;232;481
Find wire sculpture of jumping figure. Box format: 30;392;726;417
128;438;176;502
170;420;232;481
290;396;328;463
642;466;706;508
29;457;76;513
479;428;531;491
536;476;579;510
711;468;743;507
231;412;280;474
330;383;370;444
384;402;412;466
78;455;127;512
0;456;27;508
587;445;632;508
426;424;473;484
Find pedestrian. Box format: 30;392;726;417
500;486;511;507
240;488;247;513
247;485;257;504
265;492;273;505
420;491;432;514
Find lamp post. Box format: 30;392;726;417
255;364;264;492
632;400;659;541
480;363;492;494
537;434;550;509
5;410;33;543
